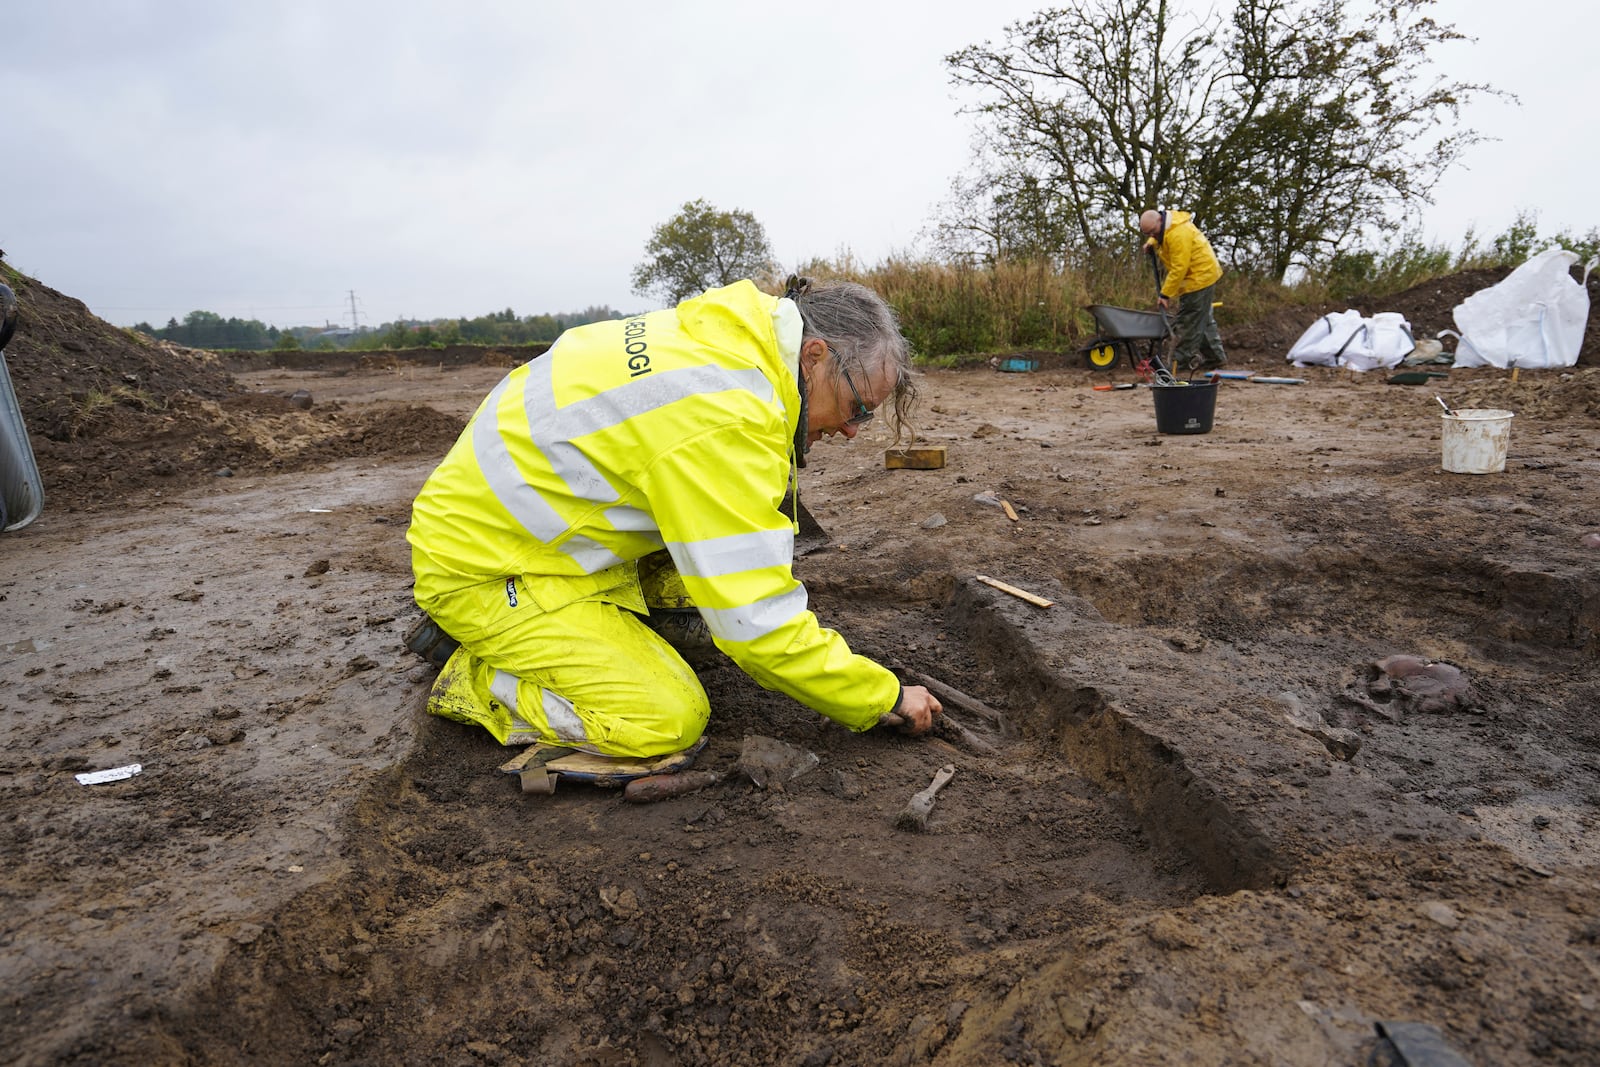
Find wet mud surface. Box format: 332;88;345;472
3;287;1600;1064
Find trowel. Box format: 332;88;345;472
783;485;831;556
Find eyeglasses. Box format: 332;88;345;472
831;347;875;426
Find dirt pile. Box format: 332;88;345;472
1;268;472;510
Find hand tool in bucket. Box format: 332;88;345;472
1147;250;1180;385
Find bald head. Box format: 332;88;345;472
1139;210;1163;238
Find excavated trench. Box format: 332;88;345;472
135;542;1598;1065
133;579;1241;1064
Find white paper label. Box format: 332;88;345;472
75;763;143;785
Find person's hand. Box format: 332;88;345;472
1157;295;1171;312
878;685;942;736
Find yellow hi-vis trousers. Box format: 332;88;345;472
421;562;710;758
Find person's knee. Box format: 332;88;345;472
579;652;710;756
655;686;711;751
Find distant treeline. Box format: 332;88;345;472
130;212;1595;363
134;305;625;352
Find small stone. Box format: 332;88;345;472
1146;914;1200;949
1054;995;1093;1038
1420;901;1459;928
231;923;264;945
328;1018;364;1043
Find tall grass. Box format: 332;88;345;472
793;213;1594;363
797;251;1161;364
802;250;1302;362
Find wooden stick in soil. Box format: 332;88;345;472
931;714;998;756
975;574;1053;607
891;665;1010;731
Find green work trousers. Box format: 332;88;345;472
1173;284;1226;369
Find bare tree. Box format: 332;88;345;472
940;0;1498;276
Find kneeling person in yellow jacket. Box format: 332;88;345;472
406;277;942;759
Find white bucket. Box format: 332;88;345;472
1441;409;1514;474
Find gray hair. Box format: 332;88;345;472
786;277;919;442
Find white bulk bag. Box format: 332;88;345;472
1287;309;1366;367
1288;309;1413;371
1343;312;1414;372
1452;247;1597;369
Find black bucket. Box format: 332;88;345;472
1150;379;1218;435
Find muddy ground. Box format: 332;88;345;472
2;270;1599;1066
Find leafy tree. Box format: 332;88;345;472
137;310;274;349
941;0;1497;276
1490;210;1541;265
631;199;779;305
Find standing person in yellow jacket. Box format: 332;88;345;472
1139;209;1227;373
405;277;942;763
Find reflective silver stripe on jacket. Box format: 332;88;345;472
474;356;776;571
670;527;795;578
697;584;809;643
523;360;776;505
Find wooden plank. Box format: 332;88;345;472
884;447;946;470
1001;499;1019;522
974;574;1053;608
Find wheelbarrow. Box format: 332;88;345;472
1079;303;1178;383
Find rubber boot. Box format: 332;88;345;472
637;551;720;669
404;615;460;669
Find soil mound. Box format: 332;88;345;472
1;268;467;511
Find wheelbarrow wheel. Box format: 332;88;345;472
1082;337;1123;371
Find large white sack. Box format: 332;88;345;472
1288;309;1366;367
1452;247;1596;369
1287;309;1413;371
1342;311;1414;372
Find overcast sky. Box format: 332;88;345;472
5;1;1593;331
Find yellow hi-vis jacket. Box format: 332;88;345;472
1145;211;1223;299
408;280;899;732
